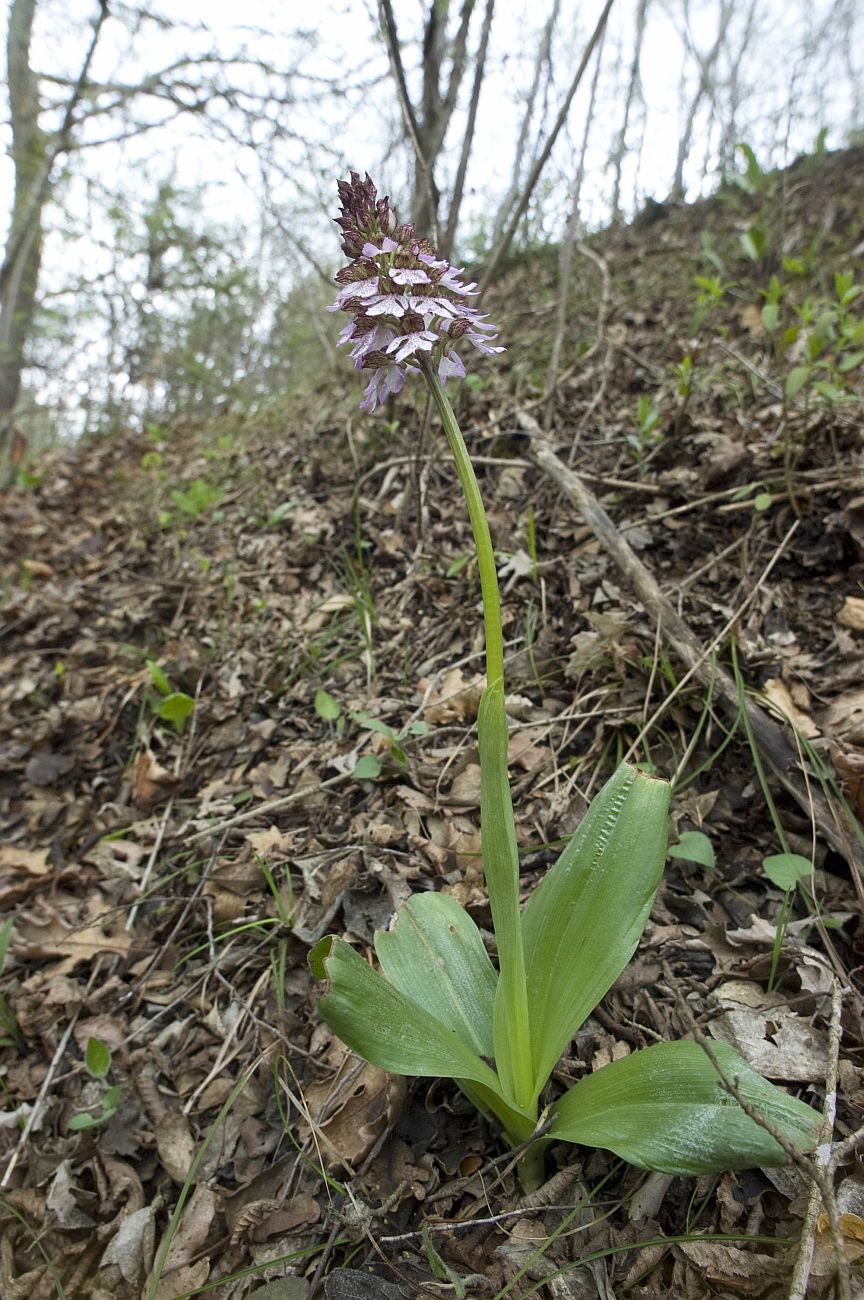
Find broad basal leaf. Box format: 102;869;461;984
521;763;670;1100
310;935;501;1092
547;1039;821;1174
375;891;497;1058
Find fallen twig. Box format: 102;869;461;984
527;427;864;875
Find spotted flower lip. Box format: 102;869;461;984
330;171;504;411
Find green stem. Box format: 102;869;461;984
420;355;534;1116
419;356;504;689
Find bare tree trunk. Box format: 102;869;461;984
669;0;734;201
716;0;758;173
479;0;616;295
0;0;44;447
609;0;648;221
442;0;495;259
543;19;606;426
0;0;109;447
378;0;476;243
489;0;561;251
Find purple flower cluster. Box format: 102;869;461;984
329;172;504;412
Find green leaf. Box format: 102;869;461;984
478;682;533;1111
146;659;172;697
521;764;670;1102
668;830;715;869
782;256;807;276
102;1084;123;1112
812;380;846;403
547;1039;820;1174
785;365;811;400
446;553;471;577
351;754;381;780
314;688;340;721
157;692;195;732
68;1112;99;1132
352;712;398;741
376;892;497;1058
754;492;773;512
0;917;13;971
838;351;864;373
762;852;813;890
761;302;780;333
739;227;766;262
310;935;503;1092
85;1036;111;1079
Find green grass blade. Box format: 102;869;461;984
479;681;534;1112
521;763;670;1100
311;935;504;1093
375;891;497;1057
547;1040;820;1173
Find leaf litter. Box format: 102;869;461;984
0;147;864;1297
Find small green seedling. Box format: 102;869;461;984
314;688;342;723
350;710;429;777
763;852;814;991
168;477;223;519
627;394;663;466
312;172;820;1189
0;918;21;1047
68;1037;122;1131
668;830;716;870
147;659;196;734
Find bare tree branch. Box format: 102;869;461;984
377;0;439;240
442;0;495;258
0;0;110;299
490;0;561;251
479;0;616;295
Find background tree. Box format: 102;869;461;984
379;0;478;239
0;0;107;452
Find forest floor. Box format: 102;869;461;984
2;145;864;1300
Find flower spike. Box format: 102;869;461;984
330;172;504;411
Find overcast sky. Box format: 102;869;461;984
1;0;861;434
4;0;861;253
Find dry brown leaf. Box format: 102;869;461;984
837;595;864;631
299;1047;404;1170
246;825;294;856
0;845;51;875
420;666;484;723
100;1205;156;1284
154;1109;196;1182
508;728;551;773
677;1240;786;1288
163;1184;218;1270
762;677;820;737
13;893;131;971
448;762;482;806
833;744;864;819
131;748;180;808
150;1259;209;1300
708;980;828;1080
821;686;864;743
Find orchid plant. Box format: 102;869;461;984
310;173;820;1188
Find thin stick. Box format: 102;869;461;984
479;0;616;295
185;773;351;844
788;979;844;1300
528;430;864;873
